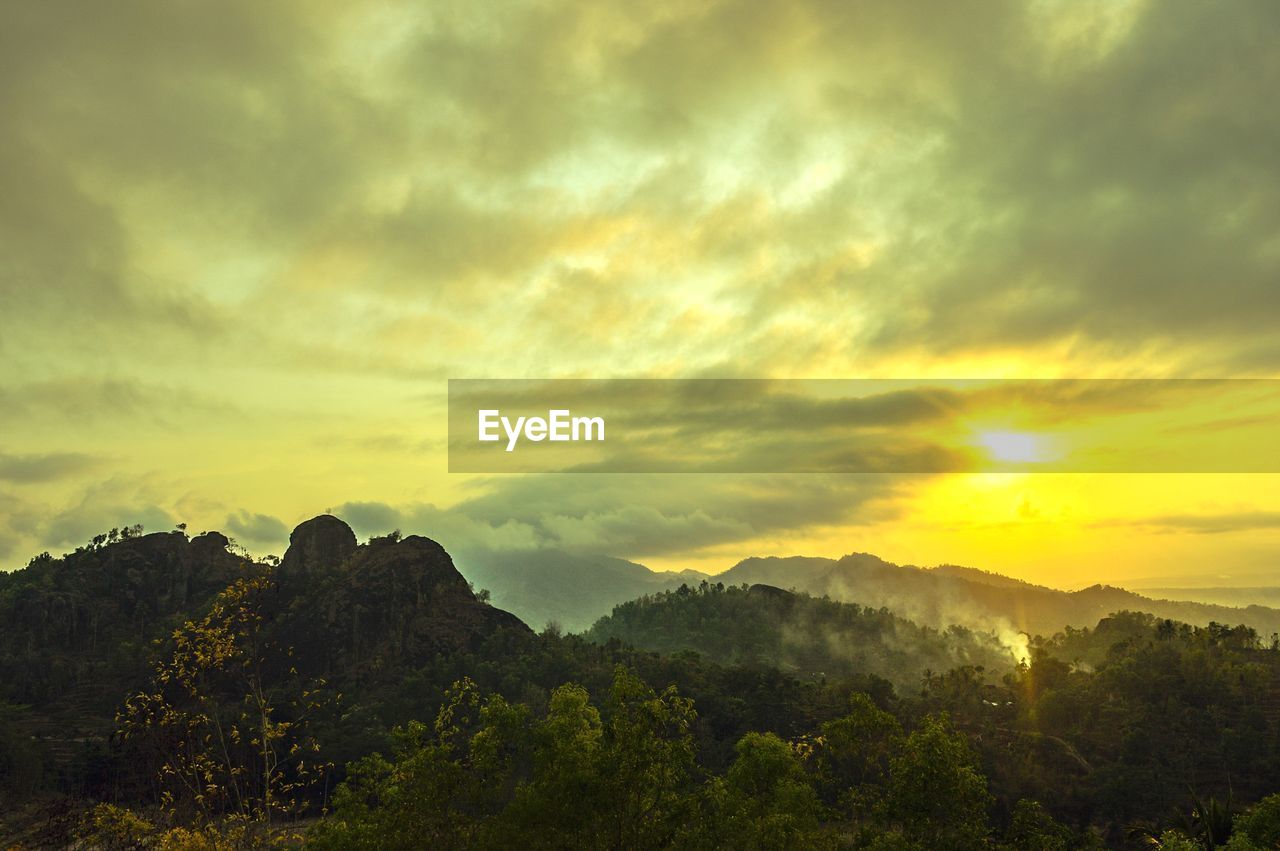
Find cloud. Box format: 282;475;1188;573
0;451;99;483
856;0;1280;369
0;378;245;430
1114;512;1280;536
451;378;1275;474
41;502;175;550
224;510;289;548
34;476;178;550
329;501;404;537
0;491;43;560
333;471;911;559
6;0;1278;389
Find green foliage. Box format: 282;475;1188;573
1152;830;1205;851
1002;799;1074;851
586;582;1017;689
876;714;992;850
1004;612;1280;825
1233;792;1280;848
77;802;302;849
0;701;49;806
813;692;901;817
117;571;333;827
714;732;830;849
314;670;998;850
11;530;1280;848
314;666;703;849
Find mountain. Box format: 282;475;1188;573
929;563;1044;590
0;515;533;779
453;548;709;632
8;517;1280;848
585;582;1020;689
716;553;1280;639
1136;586;1280;609
0;528;247;706
270;517;533;676
442;545;1280;641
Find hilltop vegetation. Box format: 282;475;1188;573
4;518;1280;848
585;582;1020;689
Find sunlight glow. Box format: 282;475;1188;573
977;430;1049;464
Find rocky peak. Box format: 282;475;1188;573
280;515;357;580
272;522;533;676
189;530;231;558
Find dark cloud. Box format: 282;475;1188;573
0;451;99;483
335;471;910;559
7;0;1275;383
0;378;243;428
330;501;404;538
27;475;178;551
859;0;1280;367
3;0;1279;577
224;510;288;548
0;491;43;560
1117;512;1280;536
41;502;175;550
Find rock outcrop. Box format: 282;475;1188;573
275;517;533;677
279;514;357;582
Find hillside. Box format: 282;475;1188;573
6;518;1280;848
0;515;533;803
0;528;248;707
585;582;1020;689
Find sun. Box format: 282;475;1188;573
976;429;1048;464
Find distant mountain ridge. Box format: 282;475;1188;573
454;548;709;632
716;554;1280;639
1135;586;1280;609
450;547;1280;641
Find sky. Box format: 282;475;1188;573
2;0;1279;588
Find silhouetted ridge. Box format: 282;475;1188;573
0;530;245;669
0;515;533;736
269;518;535;681
746;583;795;601
279;513;357;582
717;552;1280;637
453;548;712;632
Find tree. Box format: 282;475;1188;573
877;715;992;850
117;571;332;829
589;666;699;847
1003;799;1073;851
0;701;47;804
312;678;525;849
815;691;901;816
317;667;699;849
715;731;829;849
1232;793;1280;848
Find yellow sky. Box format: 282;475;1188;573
2;0;1279;588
